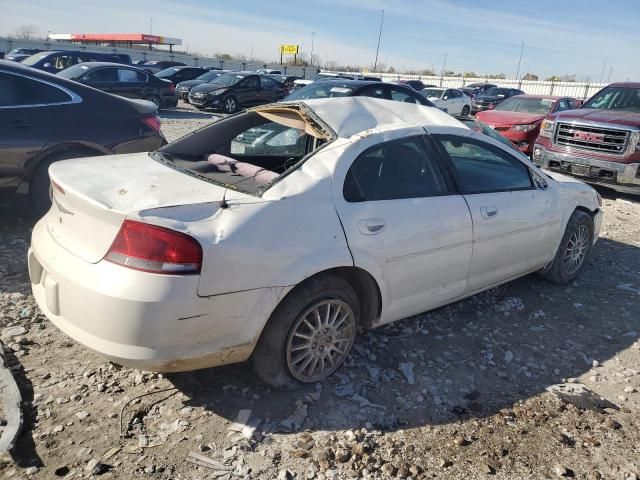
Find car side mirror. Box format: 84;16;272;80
443;96;448;100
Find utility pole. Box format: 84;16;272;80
599;60;607;83
150;18;153;35
441;53;447;75
373;9;384;72
310;32;316;68
515;41;524;80
607;66;613;83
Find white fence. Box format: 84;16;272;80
351;72;606;100
1;37;606;99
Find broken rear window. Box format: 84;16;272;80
152;105;333;196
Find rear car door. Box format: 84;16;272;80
115;68;147;98
333;131;473;324
434;133;562;292
259;75;285;102
0;71;69;203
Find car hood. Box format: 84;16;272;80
550;108;640;127
190;83;228;94
476;110;546;125
177;79;205;89
475;95;505;103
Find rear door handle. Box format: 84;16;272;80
480;206;498;219
357;218;386;235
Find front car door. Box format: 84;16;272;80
433;132;562;293
236;75;260;106
82;67;119;94
333;129;474;324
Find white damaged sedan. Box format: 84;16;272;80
29;97;602;387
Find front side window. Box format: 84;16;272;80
0;72;72;107
87;68;118;82
286;83;354;100
422;88;444;99
242;76;259;88
583;87;640;112
436;135;532;193
344;136;448;202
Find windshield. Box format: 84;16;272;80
210;73;245;86
21;52;50;66
422;88;444;98
494;97;554;114
582;86;640;112
56;64;91;80
196;71;222;82
156;67;182;77
285;83;354;100
484;87;510;97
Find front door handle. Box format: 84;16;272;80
480;206;498;219
357;218;386;235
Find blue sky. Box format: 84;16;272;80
1;0;639;81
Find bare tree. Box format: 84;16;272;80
14;24;38;40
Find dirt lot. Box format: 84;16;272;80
1;107;639;479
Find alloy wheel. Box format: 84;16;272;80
563;224;589;275
285;299;356;383
224;98;237;113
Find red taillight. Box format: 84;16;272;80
105;220;202;274
142;115;161;132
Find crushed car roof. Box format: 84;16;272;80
281;97;464;138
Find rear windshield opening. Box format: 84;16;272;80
152;109;331;195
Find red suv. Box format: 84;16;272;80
533;83;640;195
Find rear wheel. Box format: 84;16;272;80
540;210;594;284
252;274;359;388
30;151;93;216
143;94;161;109
461;105;470;116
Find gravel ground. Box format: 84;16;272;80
0;106;639;479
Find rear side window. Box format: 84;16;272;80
87;68;118;82
118;69;146;82
344;136;448;202
0;72;72;107
260;76;279;89
388;87;417;104
359;85;385;99
436;135;532;193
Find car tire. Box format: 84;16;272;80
143;94;161;109
540;210;594;284
461;105;470;116
252;273;359;389
222;96;238;114
30;150;92;216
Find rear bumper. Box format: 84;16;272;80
533;143;640;194
28;219;278;372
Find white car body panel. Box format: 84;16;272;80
28;97;602;372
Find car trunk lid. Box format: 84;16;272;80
46;152;249;263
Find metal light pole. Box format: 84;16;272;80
441;53;447;75
515;41;524;80
373;9;384;73
310;32;316;67
600;60;607;83
607;66;613;83
150;18;153;35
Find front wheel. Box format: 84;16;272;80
222;96;238;114
540;210;594;284
461;105;470;116
252;274;359;388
